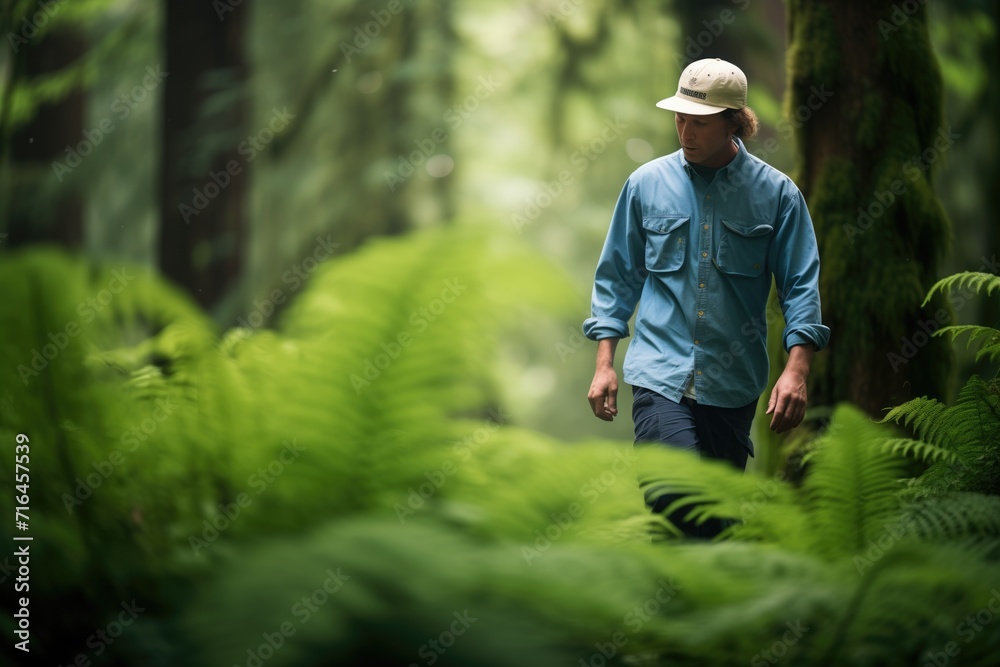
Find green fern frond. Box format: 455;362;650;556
881;396;950;445
884;376;1000;497
801;404;908;557
633;444;810;545
903;493;1000;541
936;324;1000;363
923;271;1000;306
879;437;958;464
975;342;1000;364
849;541;1000;665
634;405;927;560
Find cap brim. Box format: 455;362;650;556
655;96;728;115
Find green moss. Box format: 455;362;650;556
786;1;841;92
785;0;953;411
878;5;943;151
856;92;885;150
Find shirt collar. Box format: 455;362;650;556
682;137;748;181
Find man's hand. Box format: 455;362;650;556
588;338;620;421
766;344;815;433
588;367;619;421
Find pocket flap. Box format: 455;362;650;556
721;218;773;238
643;216;688;234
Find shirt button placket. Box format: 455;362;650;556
694;193;713;391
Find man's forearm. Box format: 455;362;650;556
785;343;815;378
596;338;619;370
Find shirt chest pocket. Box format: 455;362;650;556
715;218;773;277
642;216;688;273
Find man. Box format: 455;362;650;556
583;58;830;537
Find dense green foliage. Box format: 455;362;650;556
880;272;1000;546
2;235;999;666
3;1;999;665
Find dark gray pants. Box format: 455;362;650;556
631;385;756;538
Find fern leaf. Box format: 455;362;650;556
633;445;810;545
801;404;908;557
923;271;1000;306
904;493;1000;541
881;396;951;446
879;437;958;464
887;376;1000;498
935;324;1000;363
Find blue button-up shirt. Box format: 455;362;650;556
583;138;830;408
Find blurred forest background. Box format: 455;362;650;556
1;0;1000;666
1;0;997;443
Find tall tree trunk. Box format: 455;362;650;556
787;0;952;415
978;2;1000;354
672;0;744;67
158;0;248;310
2;12;85;250
425;0;457;224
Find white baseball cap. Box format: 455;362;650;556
656;58;747;115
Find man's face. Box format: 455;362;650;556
675;111;736;168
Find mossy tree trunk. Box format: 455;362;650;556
786;0;953;415
978;4;1000;364
158;0;248;311
2;8;85;250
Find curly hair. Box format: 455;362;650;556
722;106;760;141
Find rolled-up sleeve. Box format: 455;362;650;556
770;187;831;351
583;180;648;340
